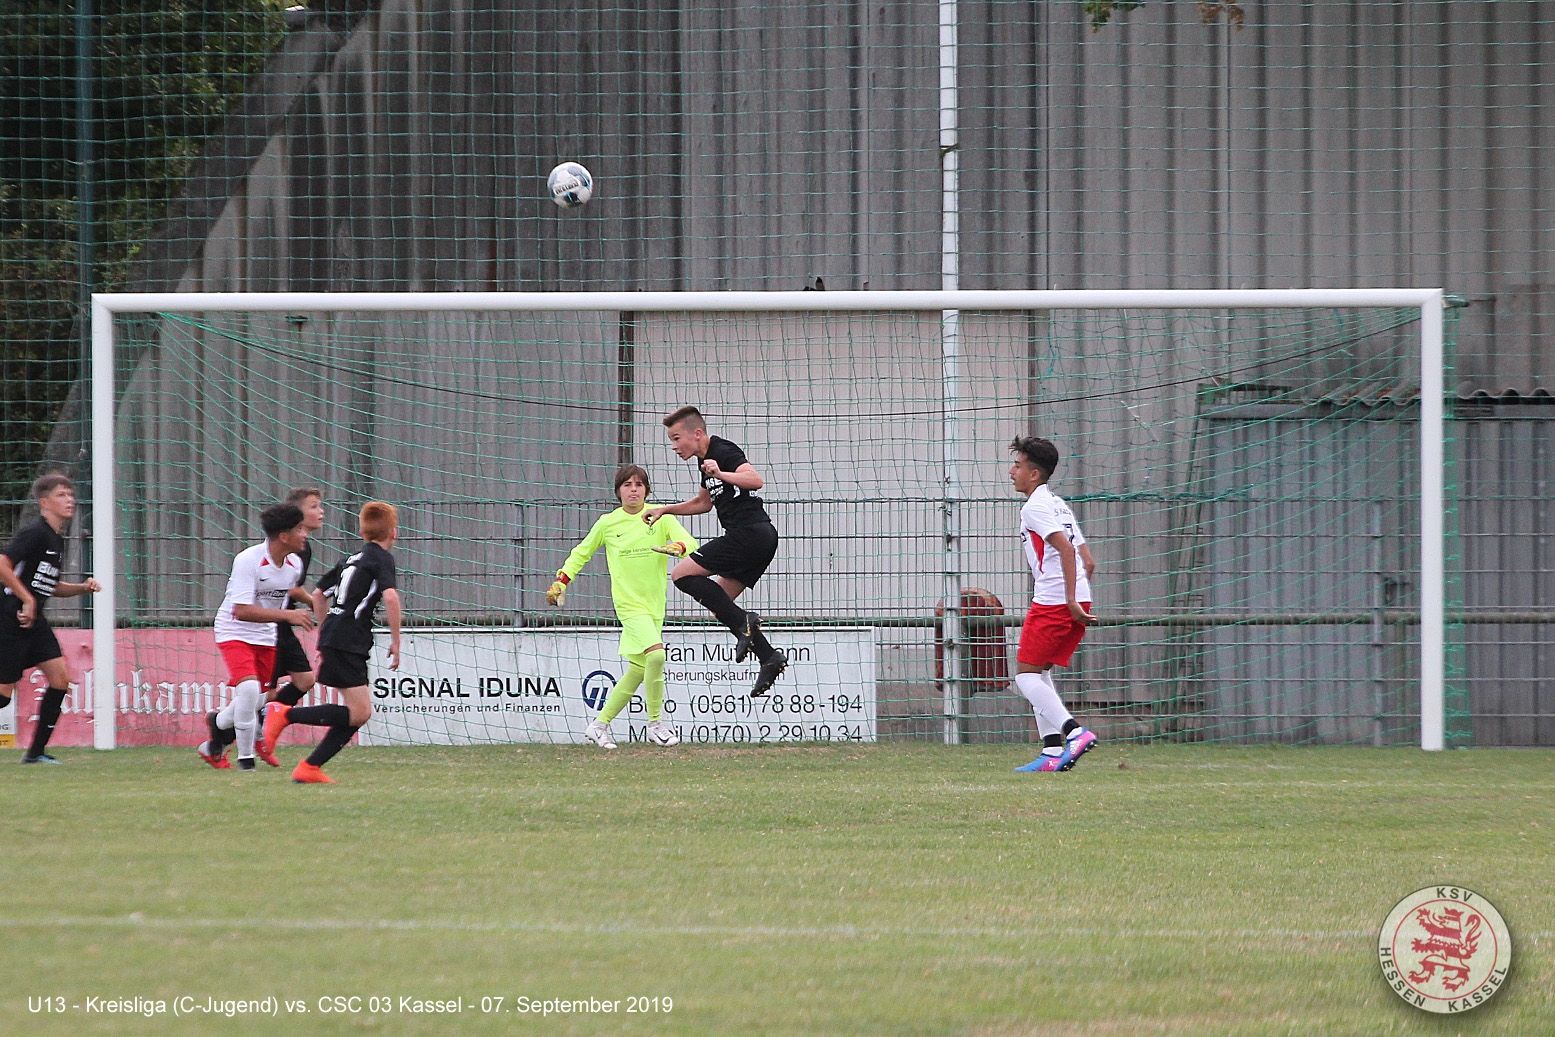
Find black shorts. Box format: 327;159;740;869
690;521;779;588
0;612;62;685
272;621;312;682
317;647;369;690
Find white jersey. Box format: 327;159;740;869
1020;485;1092;606
213;542;303;646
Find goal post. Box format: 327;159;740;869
88;289;1451;752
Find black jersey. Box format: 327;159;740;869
699;436;771;528
316;542;397;656
2;518;66;620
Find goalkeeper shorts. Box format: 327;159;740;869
617;613;666;657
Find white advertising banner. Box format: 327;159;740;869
358;627;876;746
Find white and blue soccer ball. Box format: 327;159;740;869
547;161;594;208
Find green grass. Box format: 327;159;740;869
5;743;1552;1036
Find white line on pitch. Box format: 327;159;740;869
7;915;1516;942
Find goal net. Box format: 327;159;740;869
79;290;1458;751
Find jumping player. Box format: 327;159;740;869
200;502;312;771
643;407;787;697
548;465;698;749
1008;436;1099;773
265;501;401;784
254;485;326;766
2;474;101;764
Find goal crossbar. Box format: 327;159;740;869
89;288;1449;750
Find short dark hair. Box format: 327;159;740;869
613;464;651;495
284;485;322;506
260;502;305;538
662;405;706;431
1010;436;1059;479
31;473;73;499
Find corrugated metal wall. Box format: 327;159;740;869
130;0;1554;389
100;0;1552;744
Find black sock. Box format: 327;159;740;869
288;703;351;728
1061;718;1079;739
306;724;359;767
0;693;11;710
210;709;238;747
1043;733;1064;750
27;686;68;757
749;627;778;663
275;682;308;707
673;575;748;636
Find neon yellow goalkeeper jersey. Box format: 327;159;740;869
559;507;698;623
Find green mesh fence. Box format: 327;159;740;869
5;0;1551;744
94;301;1454;748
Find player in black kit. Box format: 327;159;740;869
264;501;402;784
254;485;326;767
1;474;101;763
643;406;788;697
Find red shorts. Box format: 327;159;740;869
218;640;277;690
1017;602;1091;668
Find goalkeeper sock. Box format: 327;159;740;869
643;648;666;721
288;703;352;728
306;724;359;767
600;656;644;723
673;575;748;636
27;686;68;757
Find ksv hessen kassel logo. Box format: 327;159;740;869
1377;885;1511;1013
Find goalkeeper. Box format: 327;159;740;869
548;465;697;749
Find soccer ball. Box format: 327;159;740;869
547;162;593;208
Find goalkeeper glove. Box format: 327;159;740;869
546;571;570;606
652;541;689;559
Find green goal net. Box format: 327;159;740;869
88;291;1458;751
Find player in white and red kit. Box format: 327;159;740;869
1009;436;1098;773
199;502;313;771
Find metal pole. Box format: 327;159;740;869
75;0;96;630
90;297;115;749
1419;298;1446;750
938;0;963;745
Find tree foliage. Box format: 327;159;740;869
0;1;285;510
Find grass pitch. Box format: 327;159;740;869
5;742;1552;1036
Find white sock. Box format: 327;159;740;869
1015;670;1072;731
1014;672;1060;736
229;679;262;759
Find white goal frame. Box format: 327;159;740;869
89;289;1449;750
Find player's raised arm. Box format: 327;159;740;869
701;458;763;491
643;486;713;525
650;513;699;558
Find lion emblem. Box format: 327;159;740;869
1406;906;1483;993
